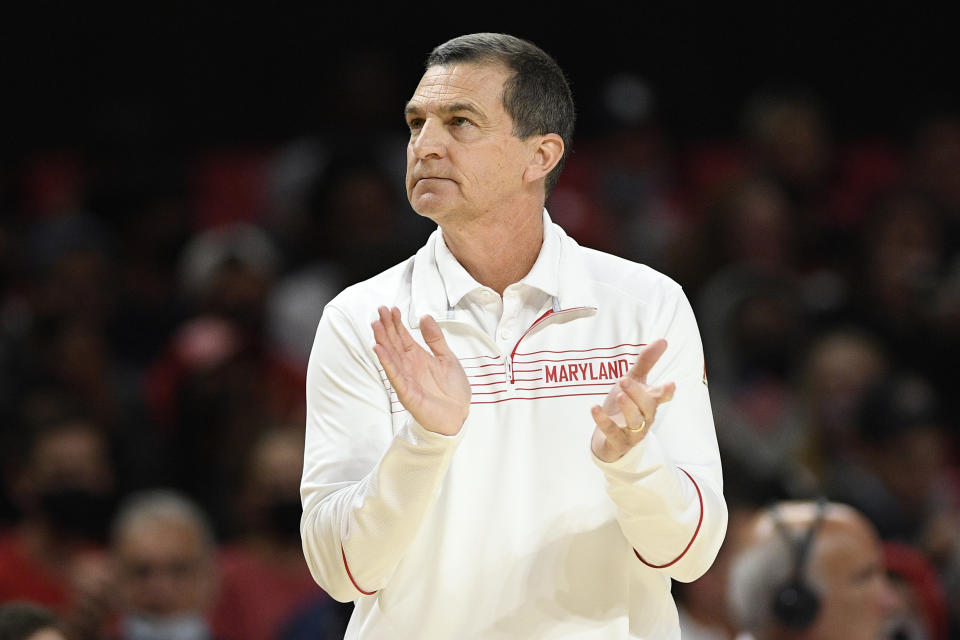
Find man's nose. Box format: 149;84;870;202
411;118;445;159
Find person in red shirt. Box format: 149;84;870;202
212;428;344;640
0;417;114;637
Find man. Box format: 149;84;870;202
213;428;348;640
727;500;900;640
111;490;218;640
300;33;727;638
0;417;115;636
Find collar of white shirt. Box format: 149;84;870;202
408;209;598;327
433;208;561;309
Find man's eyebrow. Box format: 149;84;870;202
404;101;484;119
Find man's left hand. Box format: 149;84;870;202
590;339;675;463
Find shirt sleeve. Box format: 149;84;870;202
299;304;464;601
592;285;727;583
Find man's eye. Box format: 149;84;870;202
452;117;471;127
408;119;424;131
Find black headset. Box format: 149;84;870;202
768;498;827;630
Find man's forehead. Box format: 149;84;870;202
406;62;509;113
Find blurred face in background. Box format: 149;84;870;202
802;333;887;444
114;517;215;619
870;424;946;508
866;195;941;317
805;514;900;640
724;181;792;272
17;423;114;541
243;429;304;542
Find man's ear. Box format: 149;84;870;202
523;134;565;184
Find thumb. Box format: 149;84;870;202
420;315;455;358
657;381;676;404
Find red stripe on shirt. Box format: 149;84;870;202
471;392;609;405
513;353;640;364
341;545;377;595
633;468;704;568
514;343;647;356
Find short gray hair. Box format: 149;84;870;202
727;533;824;635
111;489;215;553
426;33;575;196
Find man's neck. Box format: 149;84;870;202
440;204;544;296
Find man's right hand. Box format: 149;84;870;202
372;306;470;436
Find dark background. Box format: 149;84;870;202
2;2;953;154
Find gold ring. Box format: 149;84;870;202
627;417;647;433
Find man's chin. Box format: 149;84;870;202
409;193;454;220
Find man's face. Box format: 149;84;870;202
807;519;899;640
405;62;535;223
115;518;214;617
28;424;112;496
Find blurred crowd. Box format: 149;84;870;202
0;76;958;639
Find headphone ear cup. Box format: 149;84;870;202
772;580;821;629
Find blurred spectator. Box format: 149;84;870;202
23;212;114;332
727;500;900;640
310;156;421;285
827;373;954;543
676;505;755;640
106;199;189;370
592;73;685;267
742;88;833;213
143;312;304;535
794;329;889;484
693;179;809;488
826;373;960;630
178;222;279;338
143;224;305;534
0;418;114;609
688;178;797;294
110;490;218;640
0;601;68;640
265;265;340;367
211;427;345;640
911;115;960;223
699;276;807;488
838;193;946;377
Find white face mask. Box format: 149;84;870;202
122;613;211;640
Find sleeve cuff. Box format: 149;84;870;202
402;417;467;450
591;431;667;477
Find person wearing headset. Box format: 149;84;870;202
727;500;901;640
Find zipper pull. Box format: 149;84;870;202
504;355;513;385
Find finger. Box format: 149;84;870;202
372;343;398;385
420;314;456;359
639;381;676;410
627;338;668;384
591;405;625;444
380;306;407;354
619;378;659;424
614;392;650;444
615;391;646;430
382;306;405;350
373;343;410;397
371;314;401;364
391;307;419;352
652;381;676;404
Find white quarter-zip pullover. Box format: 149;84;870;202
301;211;727;639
